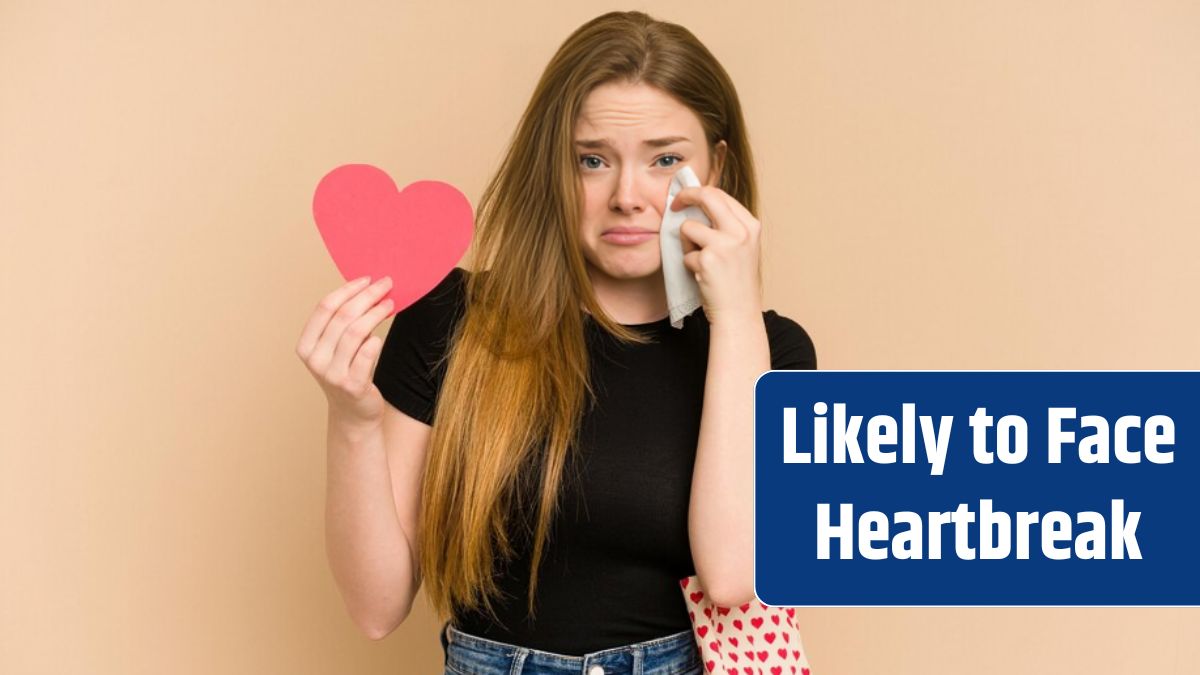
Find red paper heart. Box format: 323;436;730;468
312;163;473;316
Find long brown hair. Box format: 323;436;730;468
418;10;759;625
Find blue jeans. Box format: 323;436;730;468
439;620;704;675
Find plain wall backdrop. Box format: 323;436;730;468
3;1;1198;673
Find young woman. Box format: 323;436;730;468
297;10;816;675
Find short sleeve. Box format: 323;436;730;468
371;268;467;425
763;309;817;370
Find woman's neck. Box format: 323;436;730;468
583;266;670;324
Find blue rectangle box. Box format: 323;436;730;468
753;371;1200;606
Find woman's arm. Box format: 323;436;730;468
688;310;770;608
324;406;428;639
671;181;771;608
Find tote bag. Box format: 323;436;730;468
680;574;813;675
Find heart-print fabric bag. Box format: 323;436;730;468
680;575;813;675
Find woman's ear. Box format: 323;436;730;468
706;140;728;187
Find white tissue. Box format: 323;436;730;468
660;165;709;328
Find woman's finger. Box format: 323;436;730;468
349;335;385;389
307;276;393;376
716;190;759;233
324;276;393;374
671;186;750;238
337;296;395;385
679;219;724;253
296;276;371;360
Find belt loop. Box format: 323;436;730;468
632;647;644;675
508;648;527;675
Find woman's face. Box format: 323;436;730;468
574;80;726;283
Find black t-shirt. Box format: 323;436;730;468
372;267;817;655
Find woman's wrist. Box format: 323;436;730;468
706;305;764;331
327;406;384;445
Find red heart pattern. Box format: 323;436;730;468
680;575;812;674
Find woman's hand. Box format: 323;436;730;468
295;275;395;429
671;185;763;324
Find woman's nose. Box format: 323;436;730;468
609;165;650;214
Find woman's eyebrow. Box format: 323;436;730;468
574;136;692;149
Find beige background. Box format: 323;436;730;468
3;0;1198;673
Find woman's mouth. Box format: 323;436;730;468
601;228;657;245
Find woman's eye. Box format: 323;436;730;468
579;154;682;170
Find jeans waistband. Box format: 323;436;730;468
440;621;701;675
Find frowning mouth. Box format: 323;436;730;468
601;228;657;245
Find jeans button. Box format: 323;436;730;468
587;666;605;675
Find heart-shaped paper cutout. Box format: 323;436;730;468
312;163;473;316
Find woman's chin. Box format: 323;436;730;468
594;259;662;281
